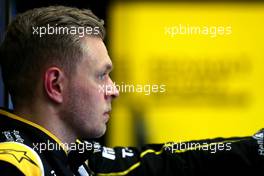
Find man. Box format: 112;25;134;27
0;5;263;176
0;6;118;175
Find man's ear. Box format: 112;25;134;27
44;67;65;104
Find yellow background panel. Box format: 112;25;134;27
106;2;264;147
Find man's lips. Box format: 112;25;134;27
104;111;110;115
103;110;111;123
103;109;111;116
104;109;111;115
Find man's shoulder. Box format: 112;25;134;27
0;108;67;154
0;108;58;145
0;108;45;175
0;141;44;176
0;108;37;144
0;108;71;175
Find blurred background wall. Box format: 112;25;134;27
0;0;264;147
108;1;264;147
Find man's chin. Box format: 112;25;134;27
88;125;107;139
97;125;107;137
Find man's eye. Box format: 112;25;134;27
99;73;106;80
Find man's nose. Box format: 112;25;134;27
106;79;119;99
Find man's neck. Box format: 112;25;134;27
13;103;76;147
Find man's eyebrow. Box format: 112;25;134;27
103;63;113;72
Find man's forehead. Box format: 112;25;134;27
80;36;112;67
81;36;106;54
